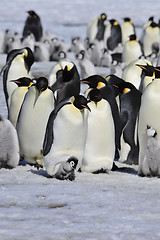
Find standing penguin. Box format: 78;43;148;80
142;21;160;57
9;77;33;128
122;34;142;65
1;47;34;112
112;81;142;165
16;77;55;167
121;17;136;45
106;19;122;51
0;115;19;169
23;10;43;41
43;95;90;178
81;88;115;173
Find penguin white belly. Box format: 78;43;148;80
9;87;28;128
7;57;29;107
143;28;160;56
81;100;115;173
17;87;54;165
44;105;88;176
121;24;134;45
138;81;160;175
122;42;142;65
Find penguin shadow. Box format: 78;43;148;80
112;162;138;175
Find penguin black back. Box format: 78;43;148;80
107;19;122;51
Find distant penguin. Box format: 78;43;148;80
142;21;160;57
49;60;80;104
34;41;50;62
81;88;115;173
71;36;85;55
121;17;135;45
87;13;107;43
142;125;160;177
22;32;35;52
43;95;90;177
16;77;55;167
76;49;96;79
9;77;33;128
112;81;142;165
0;115;19;169
122;34;142;65
87;41;102;66
107;19;122;51
6;32;22;53
140;16;154;47
23;10;43;41
1;47;34;112
122;58;153;92
100;48;112;67
138;70;160;176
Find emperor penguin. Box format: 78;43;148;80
76;50;96;79
0;114;19;169
86;13;107;43
143;125;160;177
23;10;43;41
43;94;90;178
81;75;121;155
139;16;154;48
49;60;80;104
81;87;115;173
112;81;142;165
120;17;136;45
16;77;55;167
9;77;33;128
106;19;122;52
138;68;160;176
122;34;142;65
122;58;153;92
142;21;160;57
1;47;34;112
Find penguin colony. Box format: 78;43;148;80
1;11;160;179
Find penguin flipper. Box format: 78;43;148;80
43;99;71;156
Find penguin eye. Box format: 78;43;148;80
70;161;75;168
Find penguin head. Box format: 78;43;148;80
136;64;155;78
150;21;158;28
58;51;66;60
87;88;102;103
10;77;33;87
112;81;136;95
81;75;106;89
27;10;39;18
72;95;91;111
67;157;78;169
129;34;137;41
36;77;48;93
76;50;85;60
147;125;157;138
100;13;107;22
109;19;119;26
123;17;132;23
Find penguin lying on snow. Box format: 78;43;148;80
0;115;19;169
142;125;160;177
43;95;90;179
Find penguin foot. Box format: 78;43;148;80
92;168;108;174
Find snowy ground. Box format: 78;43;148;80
0;0;160;239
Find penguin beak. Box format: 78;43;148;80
136;64;147;70
10;79;21;84
81;104;91;112
80;80;89;84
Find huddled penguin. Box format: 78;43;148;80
23;10;43;41
122;34;142;65
1;47;34;112
43;95;90;178
86;13;107;43
49;60;80;104
16;77;55;167
81;87;116;173
122;58;153;92
142;125;160;177
138;67;160;176
0;114;19;169
106;19;122;52
76;50;96;79
121;17;135;45
142;21;160;57
9;77;33;128
34;41;50;62
112;81;142;165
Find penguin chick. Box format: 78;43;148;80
9;77;33;128
34;41;50;62
76;49;96;79
0;115;19;169
1;47;34;112
23;10;43;41
142;125;160;177
54;157;78;181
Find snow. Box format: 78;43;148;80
0;0;160;239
